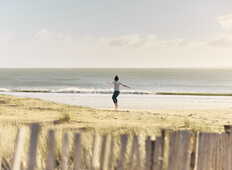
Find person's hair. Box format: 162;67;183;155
114;75;119;81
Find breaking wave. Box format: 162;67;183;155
0;87;153;95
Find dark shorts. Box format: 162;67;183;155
112;91;120;103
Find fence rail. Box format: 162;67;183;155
3;124;232;170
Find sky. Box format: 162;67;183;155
1;0;232;68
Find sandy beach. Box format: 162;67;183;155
0;94;230;134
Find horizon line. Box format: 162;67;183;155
1;66;232;69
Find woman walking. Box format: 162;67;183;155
112;75;130;110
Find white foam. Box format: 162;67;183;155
1;87;153;95
0;88;11;92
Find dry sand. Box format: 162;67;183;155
0;94;231;134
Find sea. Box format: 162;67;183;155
1;68;232;110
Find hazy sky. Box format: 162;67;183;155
1;0;232;68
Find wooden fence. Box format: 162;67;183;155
3;124;232;170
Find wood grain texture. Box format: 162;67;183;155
61;132;69;170
12;128;26;170
73;133;82;170
46;130;56;170
167;131;193;170
116;135;128;170
151;136;164;170
27;124;40;170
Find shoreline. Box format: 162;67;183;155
3;88;232;97
1;91;232;111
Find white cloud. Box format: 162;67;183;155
107;34;190;48
208;37;232;48
1;28;232;68
205;14;232;48
108;34;157;48
34;29;72;43
217;14;232;32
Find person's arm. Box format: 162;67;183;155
120;82;131;89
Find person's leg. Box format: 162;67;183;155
114;91;120;109
112;92;117;108
112;91;120;109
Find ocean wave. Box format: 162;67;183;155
2;88;232;96
0;87;153;95
0;88;11;92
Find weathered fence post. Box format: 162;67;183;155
100;135;107;170
197;133;217;170
190;132;198;170
128;135;141;170
73;133;82;170
12;127;26;170
223;126;232;170
196;126;232;170
145;136;152;170
92;134;102;170
224;125;232;134
100;135;112;170
166;130;194;170
116;135;128;170
27;124;40;170
20;162;25;170
151;136;164;170
61;132;69;170
108;135;115;170
161;129;171;170
46;130;56;170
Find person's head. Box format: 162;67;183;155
114;75;119;81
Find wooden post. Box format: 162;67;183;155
61;132;69;170
196;133;218;170
12;127;26;170
197;131;232;170
223;130;232;170
151;136;164;170
116;135;128;170
224;124;232;169
20;162;25;170
145;136;152;170
108;135;115;170
224;125;232;134
73;133;82;170
100;135;112;170
161;129;171;170
128;136;141;170
46;130;56;170
92;134;102;170
27;124;40;170
167;130;193;170
100;135;106;170
190;132;198;170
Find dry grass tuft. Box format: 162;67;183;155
53;113;71;124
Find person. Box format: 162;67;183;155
112;75;130;110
